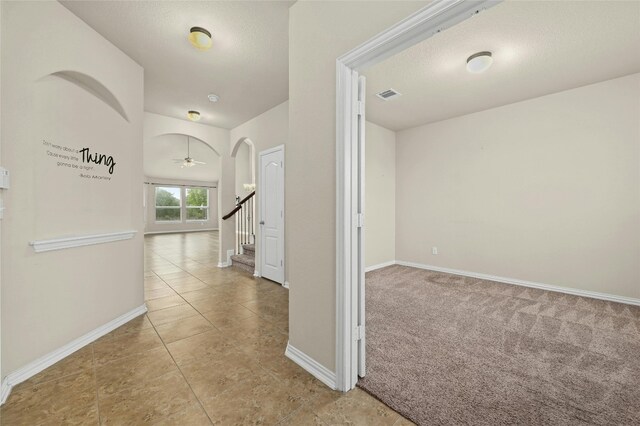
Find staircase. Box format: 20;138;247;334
222;190;256;274
231;244;255;274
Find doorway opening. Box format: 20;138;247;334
335;0;500;392
337;1;640;425
226;137;257;275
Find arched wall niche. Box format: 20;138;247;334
42;70;130;122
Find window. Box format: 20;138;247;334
155;187;181;221
186;187;209;221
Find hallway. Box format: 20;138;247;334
1;232;411;425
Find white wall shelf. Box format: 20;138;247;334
29;230;137;253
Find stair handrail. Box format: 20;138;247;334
222;191;255;220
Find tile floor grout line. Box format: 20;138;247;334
145;293;216;426
90;345;102;425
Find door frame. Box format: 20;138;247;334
258;144;285;285
334;0;501;392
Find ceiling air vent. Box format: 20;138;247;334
376;88;402;101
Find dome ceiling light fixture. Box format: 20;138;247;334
188;26;212;50
187;110;201;121
466;51;493;74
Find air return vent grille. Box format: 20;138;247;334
376;88;402;101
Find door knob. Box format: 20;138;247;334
260;221;265;225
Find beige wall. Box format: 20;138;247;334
144;177;219;234
288;1;428;371
1;2;144;377
396;73;640;300
235;142;253;198
365;122;396;268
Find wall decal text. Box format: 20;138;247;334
42;139;116;181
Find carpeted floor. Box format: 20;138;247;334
358;265;640;426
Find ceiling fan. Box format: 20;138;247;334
173;135;206;168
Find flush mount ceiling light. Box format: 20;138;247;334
466;51;493;73
188;26;212;50
208;94;220;103
187;110;201;121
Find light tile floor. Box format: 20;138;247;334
1;231;412;425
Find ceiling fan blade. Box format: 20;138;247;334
194;161;206;164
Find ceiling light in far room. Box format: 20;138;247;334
208;94;220;103
466;51;493;73
187;110;201;121
188;26;212;50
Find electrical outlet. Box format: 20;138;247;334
432;247;438;255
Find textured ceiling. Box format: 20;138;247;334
364;1;640;131
62;1;291;129
144;134;220;182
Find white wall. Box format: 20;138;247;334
234;141;253;197
1;1;144;377
230;101;288;156
144;177;219;234
396;73;640;300
288;1;428;372
144;133;220;182
365;122;396;268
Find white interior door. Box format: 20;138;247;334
259;146;285;284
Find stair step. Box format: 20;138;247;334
230;254;255;274
231;254;255;267
242;244;255;257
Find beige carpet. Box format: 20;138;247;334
358;265;640;426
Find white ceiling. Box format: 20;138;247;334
144;134;220;182
364;1;640;131
62;1;291;129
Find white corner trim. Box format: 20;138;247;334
0;304;147;406
0;380;10;406
283;281;290;289
29;230;137;253
218;249;235;268
396;261;640;307
254;270;261;278
285;342;336;390
364;260;396;273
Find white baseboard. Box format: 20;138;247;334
395;260;640;307
0;380;10;406
144;228;218;235
283;281;290;289
285;342;336;390
365;260;396;273
254;270;261;278
0;304;147;405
